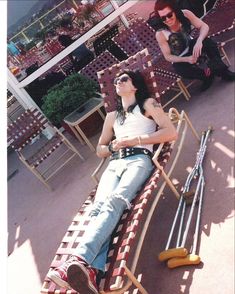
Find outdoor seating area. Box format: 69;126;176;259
8;41;234;294
7;1;234;294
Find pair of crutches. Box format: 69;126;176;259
158;127;212;268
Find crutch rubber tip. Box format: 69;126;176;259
158;247;188;262
167;254;201;268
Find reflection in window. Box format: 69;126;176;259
7;0;129;82
100;3;114;16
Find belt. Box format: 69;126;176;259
110;147;153;161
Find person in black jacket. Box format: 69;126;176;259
58;34;94;71
154;0;235;91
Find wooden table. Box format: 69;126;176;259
64;97;105;152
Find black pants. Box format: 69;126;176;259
173;37;227;81
68;52;95;72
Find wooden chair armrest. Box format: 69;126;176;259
91;157;107;184
203;0;210;16
152;143;164;163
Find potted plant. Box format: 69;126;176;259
41;73;102;136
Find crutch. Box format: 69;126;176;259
158;163;198;261
168;176;205;268
168;128;212;268
174;130;207;248
158;131;205;262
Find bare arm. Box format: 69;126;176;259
156;31;197;64
183;9;209;58
139;98;178;144
96;111;116;158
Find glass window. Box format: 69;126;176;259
115;0;128;6
100;3;114;16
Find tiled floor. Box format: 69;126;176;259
7;2;235;294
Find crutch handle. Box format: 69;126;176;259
158;247;188;262
167;254;201;268
183;190;195;205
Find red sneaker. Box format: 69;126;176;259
67;259;99;294
47;255;80;289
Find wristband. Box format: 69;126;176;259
108;142;115;153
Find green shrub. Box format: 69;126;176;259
42;73;99;126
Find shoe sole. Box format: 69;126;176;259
67;263;98;294
47;271;71;289
200;76;215;92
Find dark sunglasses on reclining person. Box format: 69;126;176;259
160;11;174;22
113;75;131;85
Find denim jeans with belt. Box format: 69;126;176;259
74;154;154;272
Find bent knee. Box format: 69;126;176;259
109;193;132;210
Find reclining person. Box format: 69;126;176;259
48;69;177;293
154;0;235;91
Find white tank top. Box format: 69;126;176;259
113;105;156;152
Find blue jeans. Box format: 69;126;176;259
74;154;153;272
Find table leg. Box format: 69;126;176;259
97;108;105;120
68;125;85;145
74;124;96;152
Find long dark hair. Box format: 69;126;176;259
154;0;191;33
115;69;150;124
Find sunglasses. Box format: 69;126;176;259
113;75;130;85
160;11;174;22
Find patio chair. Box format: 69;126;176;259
113;17;191;107
7;108;84;190
97;48;160;112
201;0;235;43
79;51;119;85
40;48;200;294
93;24;128;61
113;17;172;70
